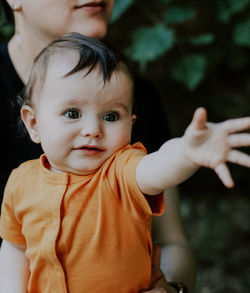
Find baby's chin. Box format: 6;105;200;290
48;163;99;175
63;164;103;176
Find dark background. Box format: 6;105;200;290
1;0;250;292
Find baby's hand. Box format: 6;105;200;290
183;107;250;188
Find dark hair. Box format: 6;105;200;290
19;32;134;106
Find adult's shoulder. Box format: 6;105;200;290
0;42;8;82
131;74;172;153
0;41;24;95
134;75;160;99
133;74;168;117
0;42;7;58
0;42;10;70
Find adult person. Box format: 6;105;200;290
0;1;196;292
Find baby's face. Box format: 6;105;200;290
31;58;135;175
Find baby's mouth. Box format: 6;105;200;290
80;146;101;151
73;145;105;155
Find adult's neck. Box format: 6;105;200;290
8;27;53;84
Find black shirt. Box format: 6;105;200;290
0;43;42;202
0;42;171;205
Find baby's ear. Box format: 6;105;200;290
132;114;137;124
21;105;40;143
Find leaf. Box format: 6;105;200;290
125;24;175;70
233;17;250;47
164;6;196;25
189;34;215;46
0;4;7;25
228;0;250;13
216;0;250;23
110;0;134;23
171;55;206;90
0;24;14;37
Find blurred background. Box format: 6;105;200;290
1;0;250;292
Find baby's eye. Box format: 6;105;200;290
103;112;119;122
64;109;81;119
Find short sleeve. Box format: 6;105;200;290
0;170;26;244
113;143;165;217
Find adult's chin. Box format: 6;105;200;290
67;14;108;39
81;21;108;39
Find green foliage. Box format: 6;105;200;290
182;195;250;292
0;2;14;40
163;6;196;25
233;16;250;47
110;0;134;23
0;24;13;38
171;54;207;90
109;0;250;91
216;0;250;23
125;25;175;70
188;34;215;46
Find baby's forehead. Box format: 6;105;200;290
38;61;134;111
47;50;80;77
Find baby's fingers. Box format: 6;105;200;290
228;149;250;167
214;164;234;188
228;133;250;148
191;107;208;130
221;117;250;133
215;150;250;188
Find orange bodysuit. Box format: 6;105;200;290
0;143;164;293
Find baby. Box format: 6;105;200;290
1;33;250;293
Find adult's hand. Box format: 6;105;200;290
141;244;177;293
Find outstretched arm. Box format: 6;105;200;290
0;240;29;293
136;108;250;194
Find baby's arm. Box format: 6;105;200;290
0;240;29;293
136;108;250;195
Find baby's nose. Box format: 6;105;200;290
80;118;103;138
